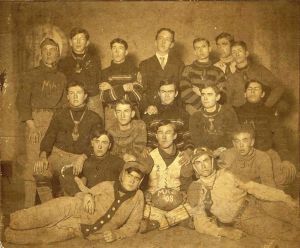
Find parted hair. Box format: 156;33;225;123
70;27;90;40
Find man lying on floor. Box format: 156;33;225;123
5;161;151;245
187;147;300;242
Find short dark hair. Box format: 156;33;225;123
155;120;177;133
200;84;221;95
193;38;210;48
159;80;177;91
125;167;144;179
67;80;87;94
231;41;248;51
244;79;266;92
155;28;175;42
90;124;113;145
114;99;134;110
69;27;90;40
215;32;235;46
232;124;255;139
110;38;128;50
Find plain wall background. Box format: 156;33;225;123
0;1;299;160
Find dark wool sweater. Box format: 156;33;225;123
226;62;285;107
100;59;142;104
40;105;103;156
58;51;101;97
180;60;226;109
139;53;184;107
235;102;290;161
81;153;124;188
16;62;67;122
143;102;194;151
189;104;239;150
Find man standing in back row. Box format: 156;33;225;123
139;28;184;110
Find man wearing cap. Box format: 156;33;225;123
58;27;103;118
187;147;300;242
5;161;149;245
140;120;193;232
180;38;226;115
16;38;67;208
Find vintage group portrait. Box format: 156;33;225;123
0;1;299;247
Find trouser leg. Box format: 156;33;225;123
9;197;81;230
5;225;77;244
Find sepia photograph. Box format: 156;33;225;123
0;1;299;247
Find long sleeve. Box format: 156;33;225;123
189;112;202;147
16;72;33;122
258;65;284;107
180;66;202;109
257;151;276;188
112;194;144;239
132;121;147;156
40;112;60;157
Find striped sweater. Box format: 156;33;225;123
100;59;143;104
180;60;226;109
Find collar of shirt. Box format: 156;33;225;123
155;53;169;63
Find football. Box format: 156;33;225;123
151;188;184;211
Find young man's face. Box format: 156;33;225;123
245;82;265;103
41;44;59;66
67;85;87;107
111;42;128;64
193;154;214;177
121;170;143;191
232;132;255;156
115;104;135;126
216;37;231;59
70;33;89;54
232;45;248;64
194;40;211;60
155;30;174;54
201;87;220;109
91;134;111;157
158;84;178;105
156;124;177;149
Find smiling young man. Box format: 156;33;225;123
234;80;297;188
16;38;67;208
5;161;151;245
187;147;300;242
100;38;143;129
58;27;103;118
226;41;285;109
139;28;184;108
33;81;103;202
189;84;239;151
180;38;226;115
213;32;236;77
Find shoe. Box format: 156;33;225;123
139;219;160;234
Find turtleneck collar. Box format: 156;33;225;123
40;60;57;71
236;148;256;162
158;144;178;159
72;50;87;59
69;104;87;112
243;101;264;109
193;60;212;68
201;103;221;116
220;55;233;64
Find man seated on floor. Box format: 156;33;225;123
107;99;147;163
61;124;124;195
143;80;194;167
141;120;193;232
234;80;297;189
5;161;150;245
187;147;300;242
218;125;277;188
189;83;239;151
34;80;103;202
100;38;143;129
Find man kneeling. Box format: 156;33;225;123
5;161;150;244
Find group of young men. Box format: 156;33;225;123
5;27;299;244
